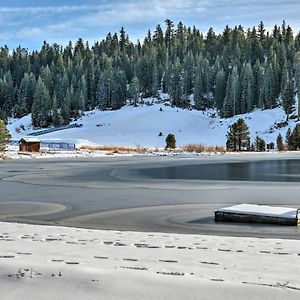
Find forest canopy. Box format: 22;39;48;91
0;20;299;128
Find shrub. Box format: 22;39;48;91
182;144;226;153
165;134;176;149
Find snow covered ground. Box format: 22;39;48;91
7;102;299;149
1;222;300;300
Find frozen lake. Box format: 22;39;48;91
1;153;300;239
140;159;300;182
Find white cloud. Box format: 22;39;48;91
0;5;106;14
0;0;300;49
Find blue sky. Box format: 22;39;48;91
0;0;300;50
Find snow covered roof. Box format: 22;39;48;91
20;137;41;143
217;204;299;219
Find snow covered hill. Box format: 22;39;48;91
8;103;299;148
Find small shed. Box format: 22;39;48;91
19;137;41;152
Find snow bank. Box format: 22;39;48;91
7;103;299;148
1;222;300;299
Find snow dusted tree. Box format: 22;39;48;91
214;69;226;111
169;59;185;107
282;78;294;120
263;63;277;109
223;66;239;117
240;63;254;114
128;76;140;106
194;69;204;109
96;71;111;109
32;77;51;128
52;93;63;127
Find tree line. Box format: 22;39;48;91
226;118;300;151
0;20;300;128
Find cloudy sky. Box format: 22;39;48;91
0;0;299;50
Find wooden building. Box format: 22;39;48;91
19;137;41;152
215;204;300;226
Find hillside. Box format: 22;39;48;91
8;101;299;148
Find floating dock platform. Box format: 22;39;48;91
215;204;300;226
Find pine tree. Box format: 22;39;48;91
0;119;10;153
223;66;239;117
165;134;176;149
294;51;300;119
282;78;294;120
61;89;71;124
194;70;204;109
226;119;250;151
128;76;140;106
214;69;226;111
52;93;63;126
263;63;277;109
287;124;300;150
286;128;292;150
276;133;284;151
96;71;111;109
32;77;51;128
255;136;266;151
240;63;254;113
169;60;184;107
253;60;263;108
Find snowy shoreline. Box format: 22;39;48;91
1;221;300;299
7;102;299;149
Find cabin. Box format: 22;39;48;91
19;137;41;152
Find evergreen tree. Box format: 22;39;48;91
223;66;239;117
32;77;51;128
255;136;266;151
214;69;226;111
282;78;294;120
294;51;300;119
287;124;300;150
263;63;277;108
194;70;204;109
165;134;176;149
286;128;292;150
169;60;185;107
276;133;284;151
52;93;63;126
0;20;297;127
226;118;250;151
0;119;10;153
240;63;254;113
96;71;111;109
128;76;140;106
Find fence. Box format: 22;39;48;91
9;140;76;152
42;142;76;152
28;123;82;136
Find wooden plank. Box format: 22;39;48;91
215;211;299;226
215;204;299;226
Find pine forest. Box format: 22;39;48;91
0;20;300;129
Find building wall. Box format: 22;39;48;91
19;141;40;152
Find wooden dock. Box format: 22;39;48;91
215;204;300;226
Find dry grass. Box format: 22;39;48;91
80;145;148;154
181;144;226;153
